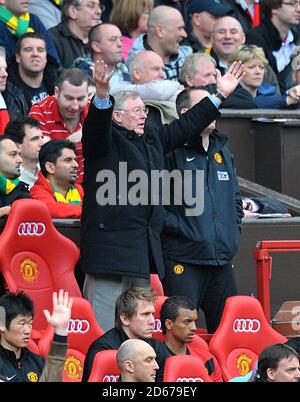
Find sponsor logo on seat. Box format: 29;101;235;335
67;319;90;334
153;318;162;333
20;257;39;282
103;374;119;382
233;318;261;333
177;377;204;382
236;353;252;376
18;222;46;237
64;355;82;380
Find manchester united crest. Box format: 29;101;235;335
174;264;184;275
64;355;82;380
27;372;39;382
214;152;223;164
20;257;39;282
236;353;252;376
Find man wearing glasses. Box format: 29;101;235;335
80;60;244;331
246;0;300;92
49;0;104;68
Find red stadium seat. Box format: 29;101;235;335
163;355;213;382
209;296;287;381
0;199;81;337
152;296;168;341
88;350;120;382
150;274;164;296
38;297;105;382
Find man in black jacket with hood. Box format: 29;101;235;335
81;59;244;331
161;87;243;333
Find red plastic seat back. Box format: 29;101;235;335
0;199;81;332
150;274;164;296
88;350;120;382
63;349;86;382
209;296;287;381
163;355;213;382
38;297;105;358
152;296;168;341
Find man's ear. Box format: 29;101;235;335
45;161;55;175
180;107;188;115
266;368;275;381
120;313;129;327
67;4;78;20
156;24;164;39
165;318;173;331
112;111;123;124
132;68;141;83
124;360;134;373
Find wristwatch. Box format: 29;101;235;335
214;90;227;103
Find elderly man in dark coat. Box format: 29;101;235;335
80;59;244;330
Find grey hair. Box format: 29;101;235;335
61;0;81;21
179;53;216;85
112;91;140;111
0;47;6;59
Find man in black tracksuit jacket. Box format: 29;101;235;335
161;87;243;333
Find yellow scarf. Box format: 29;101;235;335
52;184;82;204
0;176;19;194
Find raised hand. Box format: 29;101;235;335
91;60;114;100
215;61;245;98
43;289;73;336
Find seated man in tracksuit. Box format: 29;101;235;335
161;86;243;333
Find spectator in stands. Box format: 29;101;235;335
242;196;289;218
110;50;183;130
75;23;130;88
0;46;9;134
3;32;58;120
179;53;217;88
246;0;300;92
127;6;193;81
29;0;62;30
30;140;83;219
29;68;89;183
222;0;261;33
210;16;246;75
185;0;232;52
0;136;29;218
223;44;300;109
0;289;72;382
80;54;244;331
0;0;60;66
49;0;103;68
117;339;159;382
253;343;300;382
211;15;280;91
161;87;243;333
160;295;223;382
82;287;169;382
110;0;154;62
4;116;43;189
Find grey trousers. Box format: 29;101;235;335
83;273;150;331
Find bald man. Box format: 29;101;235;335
117;339;159;382
127;6;193;80
210;16;245;74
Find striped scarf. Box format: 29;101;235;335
49;0;63;10
0;176;19;194
52;184;82;204
0;6;34;36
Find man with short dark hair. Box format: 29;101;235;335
0;289;72;382
253;343;300;382
29;68;89;182
4;116;43;189
30;139;83;218
0;136;29;218
3;32;58;120
82;287;169;382
160;295;223;382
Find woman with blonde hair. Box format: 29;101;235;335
223;44;300;109
110;0;154;61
